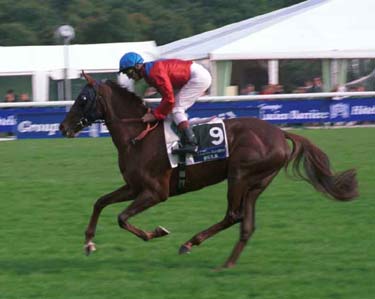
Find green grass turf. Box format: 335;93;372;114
0;128;374;299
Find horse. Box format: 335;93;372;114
59;72;358;269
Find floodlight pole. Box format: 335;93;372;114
55;25;75;101
63;40;71;101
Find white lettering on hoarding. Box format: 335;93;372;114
261;113;289;120
351;105;375;115
289;110;329;119
330;103;350;118
258;104;282;111
17;121;60;136
260;110;329;120
217;111;237;119
100;123;109;133
0;115;17;126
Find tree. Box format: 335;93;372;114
0;23;38;46
0;0;306;46
150;10;193;45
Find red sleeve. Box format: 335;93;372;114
148;64;175;120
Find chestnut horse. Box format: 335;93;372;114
59;73;358;268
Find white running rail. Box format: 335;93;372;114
1;91;375;108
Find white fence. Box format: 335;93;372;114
1;91;375;108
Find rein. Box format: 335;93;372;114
131;121;159;144
105;109;159;144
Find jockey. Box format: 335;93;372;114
119;52;212;155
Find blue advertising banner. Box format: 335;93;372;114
329;98;375;122
16;111;67;139
256;98;375;124
1;97;375;139
0;107;67;134
0;109;17;133
16;111;111;139
188;97;375;124
187;101;260;120
256;99;329;124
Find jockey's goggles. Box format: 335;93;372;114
120;67;136;77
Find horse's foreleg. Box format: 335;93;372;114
84;185;135;255
117;190;169;241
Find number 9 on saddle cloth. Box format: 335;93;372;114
164;117;229;168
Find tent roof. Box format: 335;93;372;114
0;41;159;77
159;0;375;60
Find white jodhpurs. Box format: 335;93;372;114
172;63;212;125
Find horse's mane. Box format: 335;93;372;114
105;80;144;106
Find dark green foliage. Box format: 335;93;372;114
0;0;305;46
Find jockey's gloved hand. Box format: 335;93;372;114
142;112;157;123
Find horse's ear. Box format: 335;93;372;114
82;70;96;87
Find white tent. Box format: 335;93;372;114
211;0;375;60
159;0;375;95
0;41;159;101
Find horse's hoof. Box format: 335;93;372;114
179;244;191;255
84;241;96;256
222;262;235;269
213;263;235;272
155;226;170;237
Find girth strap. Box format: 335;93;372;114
177;153;186;192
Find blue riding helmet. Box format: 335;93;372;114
119;52;144;72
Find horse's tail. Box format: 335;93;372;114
284;131;358;201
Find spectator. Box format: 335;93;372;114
274;84;284;94
19;93;30;102
293;86;307;93
4;89;17;102
348;85;367;98
240;83;258;95
348;85;366;93
332;85;347;100
311;77;323;92
304;80;314;92
356;85;366;92
261;84;276;95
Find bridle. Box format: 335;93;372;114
76;85;159;144
75;85;102;129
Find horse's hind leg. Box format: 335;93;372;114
84;185;136;255
179;180;246;254
222;173;277;268
220;188;258;268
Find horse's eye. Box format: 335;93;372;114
82;96;87;101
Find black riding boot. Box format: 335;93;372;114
172;127;198;155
